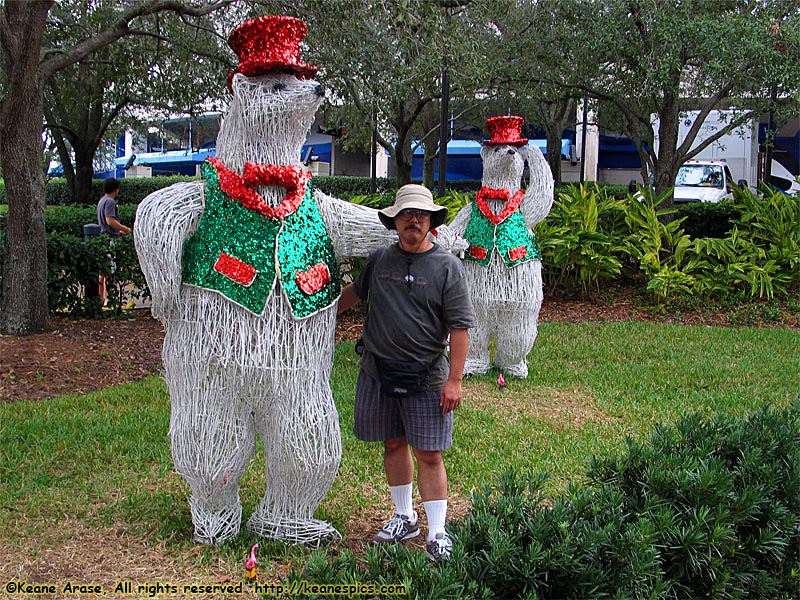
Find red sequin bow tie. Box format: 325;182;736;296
475;186;525;225
209;157;311;219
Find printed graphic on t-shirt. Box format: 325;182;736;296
376;267;428;290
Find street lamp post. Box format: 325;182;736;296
438;66;449;198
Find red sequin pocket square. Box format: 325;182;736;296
213;252;257;287
469;245;488;260
295;262;331;295
508;246;528;261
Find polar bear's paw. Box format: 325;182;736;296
499;360;529;379
189;500;242;545
248;514;341;546
463;357;490;377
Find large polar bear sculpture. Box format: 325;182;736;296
134;16;393;545
446;116;554;378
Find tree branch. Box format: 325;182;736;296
39;0;234;80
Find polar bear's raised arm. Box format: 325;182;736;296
134;181;205;322
520;145;555;229
315;190;396;259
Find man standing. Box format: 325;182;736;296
96;177;130;305
338;184;476;561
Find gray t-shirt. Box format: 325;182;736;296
353;243;477;387
97;194;120;238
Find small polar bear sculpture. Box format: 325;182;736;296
445;116;554;378
134;16;393;545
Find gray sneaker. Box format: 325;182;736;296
425;531;453;562
373;513;419;544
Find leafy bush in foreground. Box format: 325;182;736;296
293;404;800;599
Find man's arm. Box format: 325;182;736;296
338;283;361;314
105;216;131;235
440;328;469;415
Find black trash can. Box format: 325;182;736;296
83;223;101;239
82;223;102;299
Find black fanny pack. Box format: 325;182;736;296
375;356;433;396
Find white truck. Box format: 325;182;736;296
669;111;756;202
673;159;742;203
653;110;800;201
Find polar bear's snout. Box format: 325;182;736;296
314;83;325;98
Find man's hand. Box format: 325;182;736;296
107;216;131;236
440;328;468;414
440;378;462;415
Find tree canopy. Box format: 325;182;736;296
282;0;498;186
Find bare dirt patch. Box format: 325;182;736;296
0;520;257;599
465;382;618;428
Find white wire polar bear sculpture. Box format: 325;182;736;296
444;116;554;378
134;15;394;545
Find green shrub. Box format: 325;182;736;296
42;176;198;206
536;184;629;295
46;233;148;316
556;181;631;201
307;176;397;199
292;404;800;599
731;187;800;292
586;404;800;599
43;205;138;236
677;200;739;239
34;175;483;208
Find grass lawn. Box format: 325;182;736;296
0;321;797;596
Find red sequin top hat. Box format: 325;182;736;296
228;15;318;82
483;115;528;147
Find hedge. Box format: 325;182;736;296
0;175;483;206
0;175;198;206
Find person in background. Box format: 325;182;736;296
338;184;476;561
96;177;130;306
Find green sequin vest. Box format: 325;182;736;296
463;203;542;268
181;161;340;318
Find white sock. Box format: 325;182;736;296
390;483;415;520
423;499;448;541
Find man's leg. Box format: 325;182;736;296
414;448;447;535
372;436;420;543
384;436;415;517
384;436;414;486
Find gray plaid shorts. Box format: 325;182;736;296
354;369;453;451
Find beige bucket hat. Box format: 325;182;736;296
378;184;448;230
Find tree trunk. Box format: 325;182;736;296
393;132;414;186
422;155;436;189
0;86;49;334
73;143;97;204
49;124;77;193
652;97;681;215
0;0;53;334
544;128;563;186
395;157;413;186
421;135;438;190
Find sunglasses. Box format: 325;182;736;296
396;209;431;221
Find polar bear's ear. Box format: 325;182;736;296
480;145;491;160
229;72;247;94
